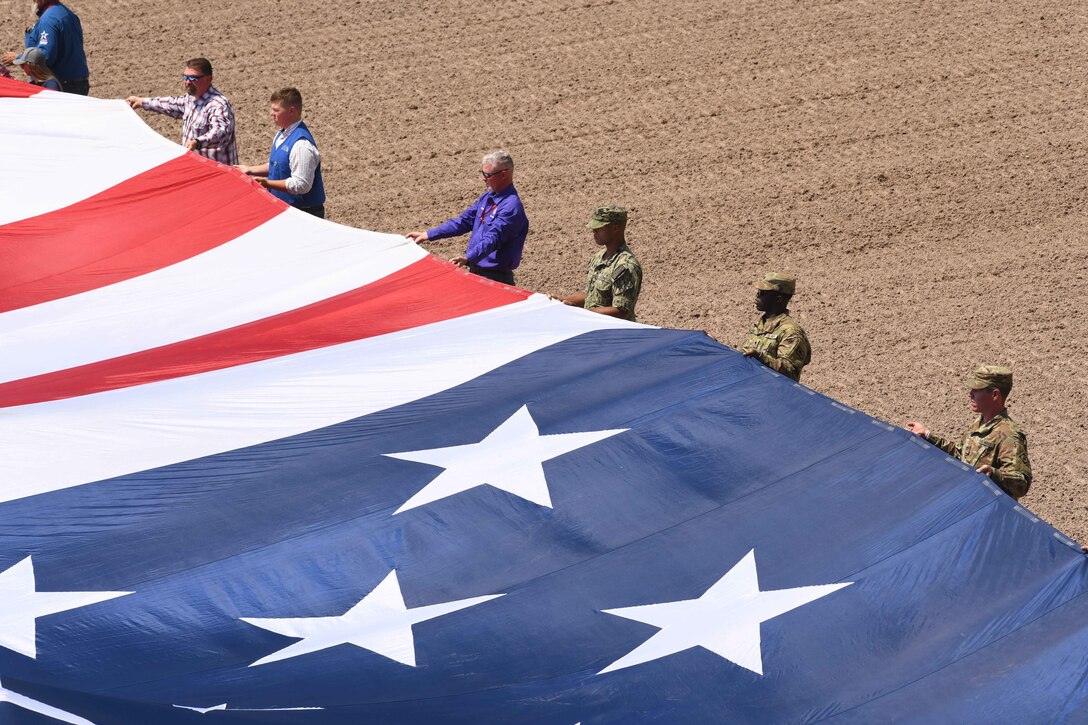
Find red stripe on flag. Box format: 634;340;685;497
0;154;285;312
0;257;531;408
0;77;45;98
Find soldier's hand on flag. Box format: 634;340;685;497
905;422;929;439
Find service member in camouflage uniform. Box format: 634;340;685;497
559;205;642;321
740;273;811;382
906;365;1032;500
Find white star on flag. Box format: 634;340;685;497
599;550;852;675
0;556;131;659
241;570;503;667
385;405;627;513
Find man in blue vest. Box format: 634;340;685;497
237;87;326;218
2;1;89;95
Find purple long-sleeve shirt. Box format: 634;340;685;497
427;185;528;270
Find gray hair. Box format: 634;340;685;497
482;149;514;170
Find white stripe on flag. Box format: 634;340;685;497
0;213;425;383
0;678;94;725
0;96;185;225
1;297;638;502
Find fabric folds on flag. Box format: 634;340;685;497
2;77;1087;724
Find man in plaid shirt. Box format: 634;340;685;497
126;57;237;165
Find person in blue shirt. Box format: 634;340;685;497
2;1;89;95
12;47;62;91
406;149;529;286
237;87;326;218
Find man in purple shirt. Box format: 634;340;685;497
406;149;528;286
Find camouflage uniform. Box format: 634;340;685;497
929;411;1032;499
742;312;811;382
580;205;642;322
924;366;1032;500
583;244;642;322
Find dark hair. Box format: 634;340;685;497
185;57;213;76
270;87;303;110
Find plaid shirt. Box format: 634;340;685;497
143;87;238;165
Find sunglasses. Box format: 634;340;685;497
480;168;507;179
182;74;207;82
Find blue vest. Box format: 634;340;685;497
267;121;325;208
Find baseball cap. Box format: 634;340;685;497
13;47;46;66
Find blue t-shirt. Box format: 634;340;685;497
31;77;63;92
25;2;88;83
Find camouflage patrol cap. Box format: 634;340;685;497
967;365;1013;393
755;272;796;296
587;205;629;229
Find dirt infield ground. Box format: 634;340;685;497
5;0;1085;540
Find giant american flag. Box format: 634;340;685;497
2;78;1088;724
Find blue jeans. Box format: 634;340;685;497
63;78;90;96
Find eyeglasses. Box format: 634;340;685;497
480;168;507;179
182;74;207;82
